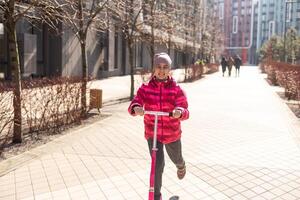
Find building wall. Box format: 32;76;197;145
256;0;300;55
256;0;279;50
215;0;254;64
249;1;259;64
0;24;8;79
1;0;203;81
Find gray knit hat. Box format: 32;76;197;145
153;52;172;67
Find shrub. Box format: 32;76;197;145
0;77;85;152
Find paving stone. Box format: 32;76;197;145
1;67;300;199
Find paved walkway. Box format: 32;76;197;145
1;66;300;200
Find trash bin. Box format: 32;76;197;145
90;89;102;113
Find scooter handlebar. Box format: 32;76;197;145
144;111;173;117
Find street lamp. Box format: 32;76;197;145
283;0;297;62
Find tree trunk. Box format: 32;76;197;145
7;19;22;143
150;2;155;69
128;41;135;100
80;40;88;117
150;28;155;68
167;34;171;56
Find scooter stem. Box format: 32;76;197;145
153;115;158;150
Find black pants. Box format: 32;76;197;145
147;139;185;200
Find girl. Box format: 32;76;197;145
128;52;189;200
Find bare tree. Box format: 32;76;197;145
201;2;222;63
142;0;175;68
189;0;202;62
53;0;109;117
0;0;61;143
181;1;193;65
208;13;223;63
142;0;157;67
159;0;177;55
113;0;144;100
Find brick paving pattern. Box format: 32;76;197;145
0;66;300;200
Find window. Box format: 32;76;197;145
241;8;245;15
0;23;3;36
233;2;238;8
83;0;92;9
286;3;292;22
133;41;142;68
233;16;238;34
268;21;275;39
0;23;5;79
219;3;224;20
248;7;252;15
262;14;266;21
114;32;118;69
100;31;109;71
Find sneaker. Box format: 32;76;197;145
177;165;186;180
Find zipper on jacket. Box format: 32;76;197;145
160;84;163;140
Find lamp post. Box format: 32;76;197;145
283;0;297;62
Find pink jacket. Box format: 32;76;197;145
128;76;189;144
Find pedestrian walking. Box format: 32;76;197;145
234;55;242;77
221;56;227;77
128;52;189;200
227;56;234;77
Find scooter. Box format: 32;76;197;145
144;111;172;200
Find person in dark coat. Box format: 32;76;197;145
221;57;227;77
227;56;234;77
234;55;242;77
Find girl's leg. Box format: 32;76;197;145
147;139;165;200
165;140;185;179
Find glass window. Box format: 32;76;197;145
248;7;252;15
101;31;109;71
233;16;238;34
219;3;224;20
286;3;292;22
268;21;275;39
0;23;3;35
241;9;245;15
114;32;118;69
0;23;4;79
233;2;238;8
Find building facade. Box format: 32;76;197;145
214;0;254;64
249;0;259;64
1;0;207;81
256;0;300;54
214;0;300;64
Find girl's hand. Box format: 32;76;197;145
133;106;144;116
172;109;182;119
